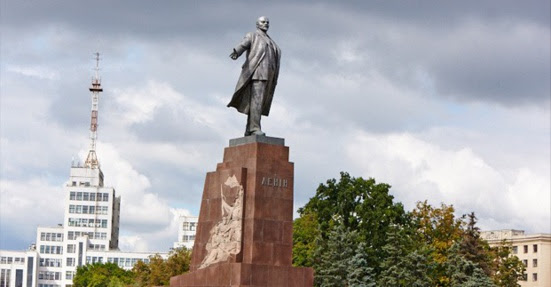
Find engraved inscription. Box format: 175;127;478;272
261;176;288;188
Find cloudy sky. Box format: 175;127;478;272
1;1;549;252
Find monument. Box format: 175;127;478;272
169;17;313;286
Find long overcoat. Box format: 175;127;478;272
228;29;281;116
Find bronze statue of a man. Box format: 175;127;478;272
228;16;281;136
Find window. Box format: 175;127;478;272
70;192;76;200
69;205;75;213
523;260;528;267
65;271;75;280
1;269;11;287
102;193;109;201
533;244;538;253
83;192;89;201
512;246;518;254
533;259;537;267
189;222;196;231
523;245;528;253
76;192;83;201
89;193;95;201
521;274;528;281
532;273;537;282
67;244;75;253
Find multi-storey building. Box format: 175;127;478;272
173;215;198;250
0;249;38;287
481;229;551;287
1;54;167;287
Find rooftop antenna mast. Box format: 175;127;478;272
84;52;103;169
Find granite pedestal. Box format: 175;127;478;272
170;136;313;287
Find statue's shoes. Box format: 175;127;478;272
252;130;266;136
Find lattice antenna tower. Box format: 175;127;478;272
84;52;103;169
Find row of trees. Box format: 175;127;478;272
73;247;191;287
293;172;525;287
73;172;525;287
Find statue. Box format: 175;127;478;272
228;16;281;136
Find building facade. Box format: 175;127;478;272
173;216;198;250
481;229;551;287
0;54;167;287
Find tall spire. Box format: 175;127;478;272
84;52;103;169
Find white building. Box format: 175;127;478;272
481;229;551;287
1;54;167;287
0;249;38;287
173;216;198;250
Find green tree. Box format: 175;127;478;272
300;172;408;274
491;240;525;287
458;212;493;276
411;201;465;285
292;211;319;267
73;262;134;287
447;244;495;287
378;228;433;286
132;247;192;287
314;225;375;287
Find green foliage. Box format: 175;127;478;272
292;212;319;267
378;228;433;286
295;172;528;287
299;172;408;274
73;262;134;287
132;247;192;287
446;244;496;287
491;240;526;287
314;225;375;287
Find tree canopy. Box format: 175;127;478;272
293;172;525;287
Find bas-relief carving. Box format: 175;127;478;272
199;175;244;269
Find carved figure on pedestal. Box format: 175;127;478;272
199;175;244;269
228;16;281;136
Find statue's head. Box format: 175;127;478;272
256;16;269;32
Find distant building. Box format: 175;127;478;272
0;54;167;287
173;216;198;250
0;248;38;287
481;229;551;287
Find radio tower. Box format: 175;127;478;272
84;52;103;169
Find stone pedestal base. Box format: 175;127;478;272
170;262;313;287
169;136;313;286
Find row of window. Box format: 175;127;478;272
181;235;196;242
39;258;62;267
38;284;60;287
107;257;148;268
68;218;108;228
520;273;539;282
67;231;107;240
40;245;63;255
512;244;538;254
88;244;106;251
40;232;63;242
522;259;538;268
38;271;61;281
182;222;197;231
0;269;10;287
71;181;90;187
0;257;25;264
68;205;109;215
69;192;109;202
